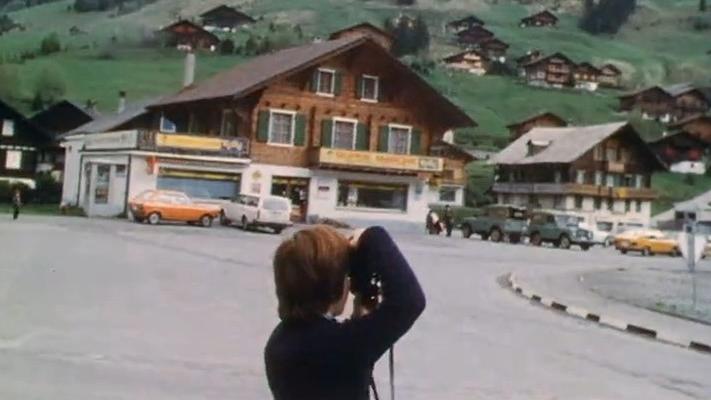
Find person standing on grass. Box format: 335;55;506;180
12;188;22;220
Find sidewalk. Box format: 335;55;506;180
512;266;711;347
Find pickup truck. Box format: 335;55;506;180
460;205;528;243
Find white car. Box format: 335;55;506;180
222;194;293;234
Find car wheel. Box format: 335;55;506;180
200;215;213;228
530;232;542;246
148;212;161;225
490;228;503;243
462;224;473;239
642;247;652;257
581;244;590;251
241;216;249;230
558;235;571;250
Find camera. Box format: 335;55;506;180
348;248;382;311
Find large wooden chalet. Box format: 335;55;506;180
618;83;710;123
669;114;711;143
447;15;485;32
200;5;255;31
573;62;602;91
521;52;575;88
159;20;220;51
477;37;509;61
598;64;622;88
506;111;567;142
0;99;53;188
456;25;494;46
519;10;558;28
492;122;664;226
60;24;477;222
443;49;491;76
649;131;708;175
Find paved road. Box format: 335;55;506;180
0;216;710;400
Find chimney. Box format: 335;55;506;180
117;91;126;114
183;51;196;88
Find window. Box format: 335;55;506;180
332;118;357;150
593;145;604;161
594;197;602;210
160;116;177;133
316;68;336;96
575;195;583;210
157;175;240;200
269;111;295;145
636;200;642;213
439;186;457;203
94;165;111;204
594;171;603;186
388;125;411;155
554;171;562;183
605;147;618;162
1;119;14;137
337;181;408;211
576;170;585;184
553;195;563;210
221;109;237;137
360;75;379;102
605;174;615;188
635;174;643;188
623;175;634;187
116;165;127;177
4;150;21;170
606;198;613;211
625;199;631;212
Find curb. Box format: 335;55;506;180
507;273;711;356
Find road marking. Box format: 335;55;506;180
599;316;628;330
566;306;590;318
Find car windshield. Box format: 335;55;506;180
263;198;289;211
555;215;582;227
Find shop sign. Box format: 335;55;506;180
319;148;443;172
84;130;138;150
155;133;249;158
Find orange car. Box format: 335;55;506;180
128;190;222;227
623;235;681;257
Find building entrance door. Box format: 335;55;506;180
271;176;310;222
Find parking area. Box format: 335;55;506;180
0;216;710;400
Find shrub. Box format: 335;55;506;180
34;173;62;204
40;33;61;55
219;39;235;55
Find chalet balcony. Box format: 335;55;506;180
492;182;657;200
136;130;250;159
310;147;444;175
612;187;657;200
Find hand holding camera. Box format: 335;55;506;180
348;228;382;318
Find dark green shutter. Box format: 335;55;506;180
377;79;384;102
356;123;368;150
321;119;333;148
257;111;269;142
294;114;306;146
310;70;319;92
410;128;422;155
357;76;364;99
378;125;389;152
334;71;343;96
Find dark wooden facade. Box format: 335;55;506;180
447;15;485;32
599;64;622;88
522;53;575;87
670;115;711;143
477;37;509;60
30;100;95;136
456;25;494;46
649;131;707;167
519;10;558;28
619;86;710;121
0;99;51;182
329;23;394;52
506;112;567;141
574;62;602;83
200;5;255;30
159;20;220;51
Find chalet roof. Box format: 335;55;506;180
0;98;52;142
668;114;711;129
160;20;220;41
492;122;629;165
478;37;510;49
521;52;574;68
575;62;602;74
648;130;707;147
151;36;475;127
30;100;98;136
448;15;485;27
521;10;558;22
456;25;494;37
505;111;567;129
619;82;702;99
199;5;255;22
443;48;488;63
601;63;622;75
329;22;394;41
65;98;155;137
431;140;477;162
515;50;543;64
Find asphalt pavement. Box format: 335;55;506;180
0;216;710;400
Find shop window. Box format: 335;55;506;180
221;109;237;137
332;119;357;150
116;165;127;177
439;186;457;203
269;111;295;145
337;181;408;211
388;125;411;155
316;68;336;96
157;171;240;200
94;165;111;204
360;75;379;102
575;195;583;210
4;150;21;170
1;119;14;137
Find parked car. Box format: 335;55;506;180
128;190;222;227
460;205;528;243
222;194;292;234
587;220;615;247
524;210;594;251
614;229;665;253
621;234;681;256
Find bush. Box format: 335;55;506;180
0;180;32;203
40;33;61;55
34;173;62;204
219;39;235;55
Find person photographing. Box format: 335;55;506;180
265;226;426;400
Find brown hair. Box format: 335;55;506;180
273;225;351;320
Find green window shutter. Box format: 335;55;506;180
310;70;319;92
294;114;306;146
378;125;389;152
333;71;343;96
357;76;364;99
410;128;422;155
355;123;368;150
321;119;333;148
377;79;384;102
257;110;270;142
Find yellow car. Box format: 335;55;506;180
621;235;680;257
614;229;664;252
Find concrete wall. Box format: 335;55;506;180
60;138;84;206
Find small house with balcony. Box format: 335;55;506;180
669;114;711;143
519;10;558;28
443;49;491;76
599;64;622;88
573;62;602;92
491;122;664;227
61;24;475;222
476;37;509;62
200;5;255;32
0;99;52;189
618;83;710;123
649;130;708;175
455;25;494;46
521;52;576;88
447;15;485;32
159;20;220;52
506;111;567;142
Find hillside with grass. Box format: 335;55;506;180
1;0;710;212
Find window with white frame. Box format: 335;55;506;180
316;68;336;96
361;75;379;102
439;186;457;202
1;119;14;137
388;125;411;155
269;111;295;145
4;150;21;169
332;119;357;150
